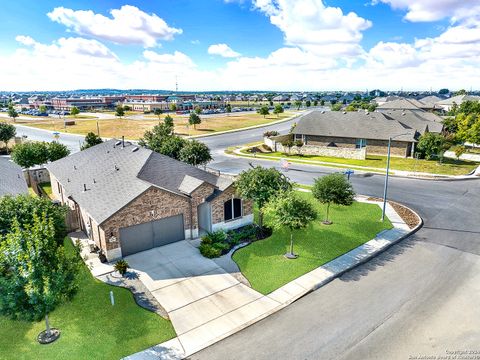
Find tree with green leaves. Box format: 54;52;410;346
313;100;318;106
11;142;49;168
294;139;304;154
39;105;47;113
164;114;174;128
294;100;302;110
0;194;67;245
305;100;311;108
0;122;16;153
273;104;284;117
115;105;125;118
154;108;163;120
179;139;212;166
264;191;317;259
257;105;270;118
11;141;69;168
454;145;466;160
81;132;103;150
456;113;480;145
194;106;202;115
416;133;448;160
0;214;80;341
282;139;294;154
47;142;70;162
70;106;80;117
226;104;232;116
235;166;292;228
189;112;202;129
312;173;355;225
123;105;131;111
169;103;177;112
320;99;325;106
331;103;342;111
7;105;18;122
439;88;449;95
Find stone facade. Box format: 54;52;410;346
211;185;253;225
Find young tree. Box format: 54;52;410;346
154;108;163;120
264;191;317;259
235;166;292;228
0;123;16;153
0;194;67;245
47;142;70;162
282;139;294;155
81;132;103;150
189;112;202;129
454;145;466;160
331;103;343;111
416;133;448;160
273;104;284;117
294;140;304;154
312;173;355;225
179;139;212;166
164;114;174;128
257;105;270;118
169;103;177;112
313;100;318;106
0;214;80;341
194;106;202;115
115;105;125;118
305;100;311;108
11;142;49;168
320;99;325;106
294;100;302;110
70;106;80;117
7;105;18;122
226;104;232;116
123;105;132;111
39;105;47;113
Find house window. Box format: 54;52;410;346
224;198;242;221
356;139;367;149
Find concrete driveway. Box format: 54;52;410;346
124;240;280;354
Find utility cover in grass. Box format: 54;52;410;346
232;192;393;295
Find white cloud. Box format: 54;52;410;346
367;41;420;68
253;0;372;56
373;0;480;23
207;43;241;58
47;5;182;47
143;50;196;68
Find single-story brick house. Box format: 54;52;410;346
46;139;253;260
265;109;443;159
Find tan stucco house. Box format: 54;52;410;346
46;139;253;260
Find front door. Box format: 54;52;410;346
198;202;212;236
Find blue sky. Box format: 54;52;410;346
0;0;479;91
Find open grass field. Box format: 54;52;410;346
0;238;176;360
233;192;393;295
245;149;479;176
13;111;296;139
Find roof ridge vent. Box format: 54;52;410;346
132;146;139;152
343;111;347;114
115;141;122;146
114;165;119;171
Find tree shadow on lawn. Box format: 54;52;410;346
339;236;416;282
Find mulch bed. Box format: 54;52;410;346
367;197;420;229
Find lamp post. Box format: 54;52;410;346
381;133;412;222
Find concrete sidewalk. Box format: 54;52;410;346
124;200;421;360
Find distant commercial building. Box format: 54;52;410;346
51;96;125;110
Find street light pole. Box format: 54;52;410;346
381;137;392;222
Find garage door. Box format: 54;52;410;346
119;214;185;256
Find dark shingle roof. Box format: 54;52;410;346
46;139;231;224
382;110;444;134
0;157;28;197
292;111;417;142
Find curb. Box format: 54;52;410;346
230;147;479;181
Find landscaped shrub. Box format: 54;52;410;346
199;243;222;258
114;259;129;276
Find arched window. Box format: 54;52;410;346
224;198;242;221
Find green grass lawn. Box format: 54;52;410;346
39;183;53;198
248;151;478;176
233;192;393;294
0;238;176;360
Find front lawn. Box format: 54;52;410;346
0;238;175;360
39;182;53;198
246;150;479;176
232;192;392;294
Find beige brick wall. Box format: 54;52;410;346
101;186;193;251
211;185;253;224
366;139;409;157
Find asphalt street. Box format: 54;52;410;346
13;119;480;360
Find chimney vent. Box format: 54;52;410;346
114;165;119;171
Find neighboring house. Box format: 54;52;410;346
272;95;289;102
373;96;403;106
46;140;253;260
436;94;480;112
0;157;28;197
266;109;443;160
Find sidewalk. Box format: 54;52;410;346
123;199;422;359
231;147;480;181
